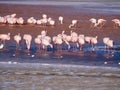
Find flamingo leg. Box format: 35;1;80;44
16;43;19;50
91;44;95;51
80;44;83;51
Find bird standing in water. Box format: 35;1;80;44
23;34;32;54
14;33;22;50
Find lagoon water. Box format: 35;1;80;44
0;1;120;90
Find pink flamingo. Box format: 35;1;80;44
16;17;24;25
103;37;110;49
112;19;120;29
53;36;63;52
41;36;53;53
103;38;114;58
89;18;106;28
64;35;71;50
14;33;22;49
48;19;55;26
69;20;78;28
41;14;48;26
34;37;42;51
104;39;113;49
0;33;10;49
70;31;79;51
89;18;97;28
58;16;63;24
90;36;98;51
97;19;106;28
0;16;7;24
42;14;47;19
23;34;32;53
27;17;36;24
7;17;17;25
78;34;85;51
60;31;70;50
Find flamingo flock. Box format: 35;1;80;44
0;13;119;54
0;30;116;54
0;13;120;29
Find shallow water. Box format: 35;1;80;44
0;24;120;68
0;3;120;67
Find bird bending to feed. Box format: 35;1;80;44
69;20;78;28
14;33;22;49
89;18;106;28
58;16;63;24
23;34;32;53
112;19;120;29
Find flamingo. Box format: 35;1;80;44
34;37;42;51
90;36;98;51
53;36;63;52
103;38;114;58
97;19;106;28
103;37;114;54
103;37;110;49
89;18;106;28
78;34;85;51
42;14;47;19
0;33;10;49
14;33;22;49
71;31;78;37
69;20;77;28
23;34;32;53
106;39;114;48
41;14;48;26
27;17;36;24
64;35;71;50
70;31;79;51
36;19;42;25
48;19;55;26
7;17;17;25
16;17;24;25
89;18;97;28
41;36;53;53
60;31;70;50
0;17;7;24
58;16;63;24
112;19;120;29
57;31;69;50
